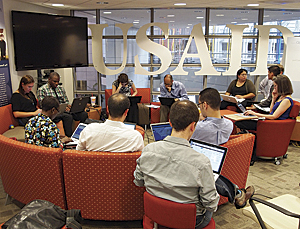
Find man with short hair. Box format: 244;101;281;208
192;88;233;145
25;96;70;148
257;65;281;106
76;93;144;152
37;72;88;137
134;100;254;228
159;74;189;122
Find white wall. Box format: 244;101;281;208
3;0;74;101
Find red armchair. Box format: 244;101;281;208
0;135;67;209
253;100;300;164
62;150;144;220
219;133;255;205
143;192;215;229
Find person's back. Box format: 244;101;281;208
192;88;233;145
76;93;144;152
134;100;219;228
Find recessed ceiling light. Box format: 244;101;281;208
216;14;224;17
242;18;248;20
186;26;190;28
264;15;269;17
103;11;111;14
247;3;259;6
133;21;139;24
167;15;175;17
174;3;186;5
52;4;64;6
188;24;192;25
134;19;140;21
231;21;237;23
169;21;175;23
196;16;204;19
93;16;96;18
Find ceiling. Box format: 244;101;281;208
15;0;300;10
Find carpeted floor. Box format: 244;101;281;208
1;129;300;228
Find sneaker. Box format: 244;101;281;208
234;186;255;209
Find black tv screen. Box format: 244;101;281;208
12;11;88;71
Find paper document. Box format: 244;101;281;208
254;104;270;113
145;104;160;109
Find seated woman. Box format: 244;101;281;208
11;75;42;126
220;68;256;110
235;75;294;163
112;73;139;123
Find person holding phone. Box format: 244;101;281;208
112;73;138;96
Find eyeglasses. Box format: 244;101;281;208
197;102;204;108
54;107;59;112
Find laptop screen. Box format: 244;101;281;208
190;139;227;174
150;122;172;141
124;122;136;130
72;123;87;140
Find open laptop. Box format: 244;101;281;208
221;94;245;104
150;122;172;141
159;97;175;107
124;122;136;130
128;96;142;105
190;139;227;181
67;97;89;114
66;123;88;146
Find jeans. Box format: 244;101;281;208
195;210;213;229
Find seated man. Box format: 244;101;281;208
76;93;144;152
192;88;233;145
37;72;88;137
134;100;254;229
25;96;70;148
159;74;189;122
254;65;281;109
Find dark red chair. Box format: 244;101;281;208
143;192;215;229
253;100;300;164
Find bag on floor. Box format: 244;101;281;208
1;199;82;229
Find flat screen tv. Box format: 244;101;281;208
12;11;88;71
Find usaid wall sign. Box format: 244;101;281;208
89;23;294;76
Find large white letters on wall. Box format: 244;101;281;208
89;23;294;76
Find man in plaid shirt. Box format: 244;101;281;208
37;72;88;137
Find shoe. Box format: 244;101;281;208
234;186;255;209
236;129;249;135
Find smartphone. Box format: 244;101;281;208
237;103;246;113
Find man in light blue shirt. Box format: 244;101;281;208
192;88;233;145
159;74;189;122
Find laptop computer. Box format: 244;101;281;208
66;123;88;146
68;97;89;114
189;139;227;181
59;103;68;114
128;96;142;105
221;94;245;104
150;122;172;141
159;97;175;107
124;122;136;130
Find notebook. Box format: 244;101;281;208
124;122;136;130
150;122;172;141
221;94;245;104
189;139;227;181
67;97;89;114
159;97;175;107
59;103;68;113
66;123;88;146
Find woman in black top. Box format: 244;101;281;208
11;75;42;126
220;68;256;110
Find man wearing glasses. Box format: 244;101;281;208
192;88;233;145
25;96;71;149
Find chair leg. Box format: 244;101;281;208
5;194;12;205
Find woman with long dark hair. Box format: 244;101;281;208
11;75;41;126
220;68;256;110
112;73;138;96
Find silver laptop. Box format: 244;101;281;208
221;94;245;104
66;123;88;146
150;122;172;141
124;122;136;130
190;139;227;181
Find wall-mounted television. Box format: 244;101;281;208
12;11;88;71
